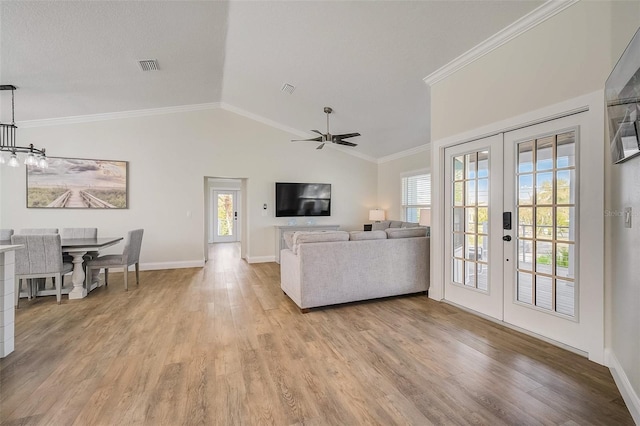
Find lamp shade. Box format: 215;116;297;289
369;209;385;221
419;209;431;226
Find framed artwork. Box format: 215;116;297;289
26;157;128;209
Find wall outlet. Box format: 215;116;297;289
624;207;632;228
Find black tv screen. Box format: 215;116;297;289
275;182;331;217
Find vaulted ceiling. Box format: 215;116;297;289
0;1;544;159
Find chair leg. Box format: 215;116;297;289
15;278;21;308
135;263;140;285
123;266;128;291
54;273;61;305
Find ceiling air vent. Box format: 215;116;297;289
138;59;160;72
281;83;296;94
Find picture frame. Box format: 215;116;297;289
26;157;128;209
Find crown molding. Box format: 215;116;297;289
18;102;221;128
423;0;579;87
16;99;379;163
218;102;310;138
326;143;378;163
377;143;431;164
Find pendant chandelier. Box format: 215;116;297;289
0;85;48;168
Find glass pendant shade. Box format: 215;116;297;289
24;152;36;166
8;153;19;167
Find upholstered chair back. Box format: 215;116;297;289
11;234;64;275
18;228;58;235
60;228;98;239
123;229;144;264
0;229;14;241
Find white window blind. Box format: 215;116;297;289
402;173;431;223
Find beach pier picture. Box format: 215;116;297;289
27;157;128;209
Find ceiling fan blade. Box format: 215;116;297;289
334;140;358;147
316;143;325;150
332;132;361;139
291;136;323;142
311;130;324;135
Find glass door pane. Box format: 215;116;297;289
515;132;576;317
217;193;234;237
451;150;490;291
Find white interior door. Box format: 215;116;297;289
444;134;504;320
503;113;597;356
213;190;238;243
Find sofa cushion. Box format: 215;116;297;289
401;222;420;228
349;230;387;241
371;220;391;231
385;227;428;239
292;231;350;254
389;221;403;228
283;231;295;249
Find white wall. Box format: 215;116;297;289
431;1;617;141
377;148;430;220
0;107;378;265
430;0;640;419
605;0;640;421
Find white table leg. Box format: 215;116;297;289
68;250;88;300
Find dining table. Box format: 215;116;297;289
61;237;123;299
2;236;123;300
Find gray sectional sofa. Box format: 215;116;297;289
280;228;430;312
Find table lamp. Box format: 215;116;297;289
369;209;385;222
419;209;431;226
419;209;431;237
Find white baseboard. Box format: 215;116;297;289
246;256;276;264
140;260;205;270
605;348;640;424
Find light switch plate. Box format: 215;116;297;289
625;207;632;228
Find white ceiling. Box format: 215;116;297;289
0;0;544;159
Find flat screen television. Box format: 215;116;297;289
275;182;331;217
606;26;640;164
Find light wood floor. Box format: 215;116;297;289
1;243;633;425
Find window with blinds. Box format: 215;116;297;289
402;173;431;222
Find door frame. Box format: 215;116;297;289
430;91;605;363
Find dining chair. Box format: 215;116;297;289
85;229;144;291
0;229;14;241
11;234;73;307
60;228;98;239
17;228;58;234
16;229;59;291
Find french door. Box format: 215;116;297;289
213;190;238;243
444;112;598;356
444;135;504;319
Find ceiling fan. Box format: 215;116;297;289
292;107;360;150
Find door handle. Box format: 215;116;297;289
502;235;512;242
